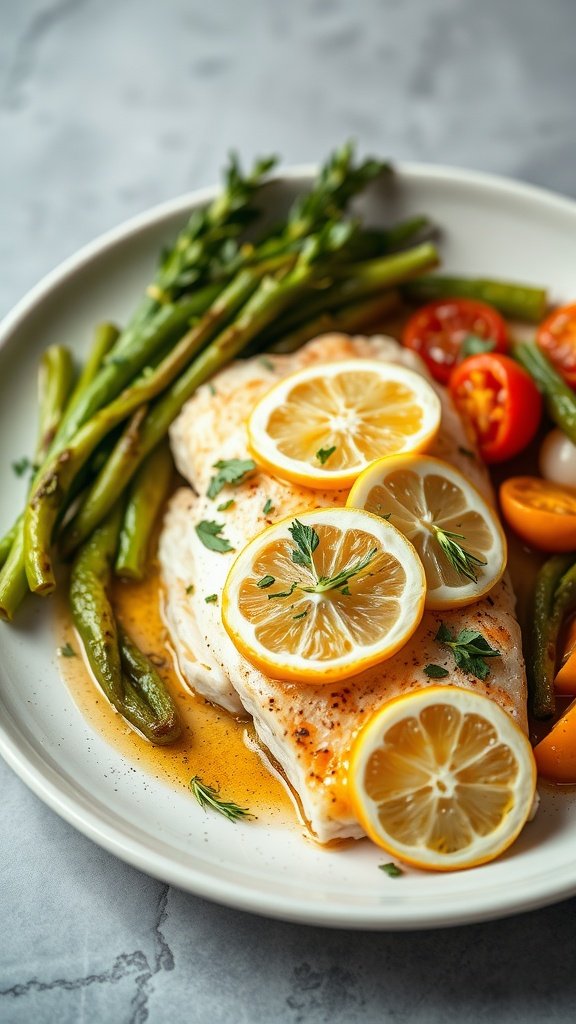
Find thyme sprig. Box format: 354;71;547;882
432;525;486;583
190;776;255;823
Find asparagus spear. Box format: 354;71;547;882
115;441;173;581
402;275;548;323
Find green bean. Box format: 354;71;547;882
70;505;181;743
36;345;75;461
513;342;576;445
118;628;181;744
65;323;119;422
115;441;173;580
529;554;576;719
402;275;548;323
0;345;74;578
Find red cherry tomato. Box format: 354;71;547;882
449;353;542;463
537;303;576;389
402;298;508;384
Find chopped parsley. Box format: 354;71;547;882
205;594;218;604
293;608;309;620
379;862;404;878
12;456;34;477
185;584;195;595
315;445;337;465
195;520;234;553
262;498;274;515
217;499;235;512
58;642;77;658
207;458;256;499
424;663;449;679
257;575;276;589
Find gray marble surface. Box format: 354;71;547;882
2;0;576;1021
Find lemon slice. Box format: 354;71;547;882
347;454;506;609
247;360;441;490
221;508;426;684
349;686;536;871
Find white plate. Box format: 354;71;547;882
1;164;576;930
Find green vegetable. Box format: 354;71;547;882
217;499;235;512
69;504;181;743
205;594;218;604
118;628;181;744
115;441;173;581
195;520;234;553
262;498;274;515
189;776;254;822
402;275;548;322
461;334;496;357
207;458;256;499
513;342;576;445
435;623;501;681
529;554;576;719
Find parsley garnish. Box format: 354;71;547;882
379;862;404;878
207;458;256;499
58;642;76;658
257;575;275;588
293;608;309;620
205;594;218;604
263;498;274;515
435;623;501;681
195;520;234;553
190;776;254;823
259;356;275;372
424;663;449;679
185;584;195;595
315;445;337;465
217;499;235;512
208;382;217;396
289;519;319;570
432;526;487;583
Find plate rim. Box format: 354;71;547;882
2;160;576;930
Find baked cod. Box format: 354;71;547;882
159;334;528;842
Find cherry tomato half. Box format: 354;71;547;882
537;303;576;389
402;298;508;385
499;476;576;552
449;353;542;464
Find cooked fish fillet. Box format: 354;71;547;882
159;333;527;842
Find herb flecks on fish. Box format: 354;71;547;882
435;623;501;681
207;458;256;499
195;519;234;552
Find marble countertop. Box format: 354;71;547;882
2;1;576;1021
